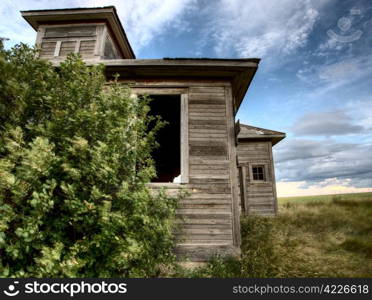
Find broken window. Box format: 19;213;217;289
147;94;181;183
252;165;265;181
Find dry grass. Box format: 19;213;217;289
273;194;372;277
176;192;372;277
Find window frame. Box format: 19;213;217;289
251;165;265;181
131;88;189;185
36;23;105;58
248;163;269;183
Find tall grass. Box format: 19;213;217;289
177;193;372;277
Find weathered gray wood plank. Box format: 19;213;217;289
225;86;241;247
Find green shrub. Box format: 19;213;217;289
0;43;178;277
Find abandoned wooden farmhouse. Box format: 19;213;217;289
21;6;285;261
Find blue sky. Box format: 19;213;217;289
1;0;372;196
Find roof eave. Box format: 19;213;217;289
100;58;259;114
21;7;135;59
238;134;286;146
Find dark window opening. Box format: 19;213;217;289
252;165;265;181
148;94;181;182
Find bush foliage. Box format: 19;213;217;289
0;43;178;277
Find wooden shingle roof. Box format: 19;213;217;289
238;124;285;145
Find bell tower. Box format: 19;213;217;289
21;6;135;62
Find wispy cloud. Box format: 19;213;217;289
77;0;197;52
198;0;329;67
292;110;365;136
296;53;372;100
274;138;372;188
0;0;196;53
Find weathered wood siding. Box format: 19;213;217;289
38;25;98;59
103;34;121;59
237;141;278;215
141;82;241;261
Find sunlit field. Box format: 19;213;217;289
177;192;372;277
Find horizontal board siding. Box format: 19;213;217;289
238;142;268;150
180;200;230;205
79;40;96;55
178;228;231;235
189;85;229;185
189;107;226;113
189;169;229;176
175;85;233;255
189;94;225;100
189;104;225;110
175;234;232;241
189;87;225;93
176;218;231;225
190;145;227;157
40;41;56;57
247;186;275;193
59;41;76;56
189;178;229;184
237;142;270;164
238;141;277;216
45;26;96;38
189;119;226;125
149;85;235;261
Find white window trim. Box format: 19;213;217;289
54;41;61;57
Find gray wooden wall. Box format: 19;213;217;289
37;24;121;60
237;141;278;215
139;81;241;261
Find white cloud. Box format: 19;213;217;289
77;0;196;52
296;53;372;97
345;97;372;130
0;0;196;53
201;0;328;66
0;0;59;46
318;59;359;82
274;138;372;188
292;110;364;136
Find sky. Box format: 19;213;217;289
1;0;372;196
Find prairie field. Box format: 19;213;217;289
178;192;372;277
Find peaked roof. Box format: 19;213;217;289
21;6;260;114
238;124;285;146
21;6;135;59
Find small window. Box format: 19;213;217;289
252;165;265;181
